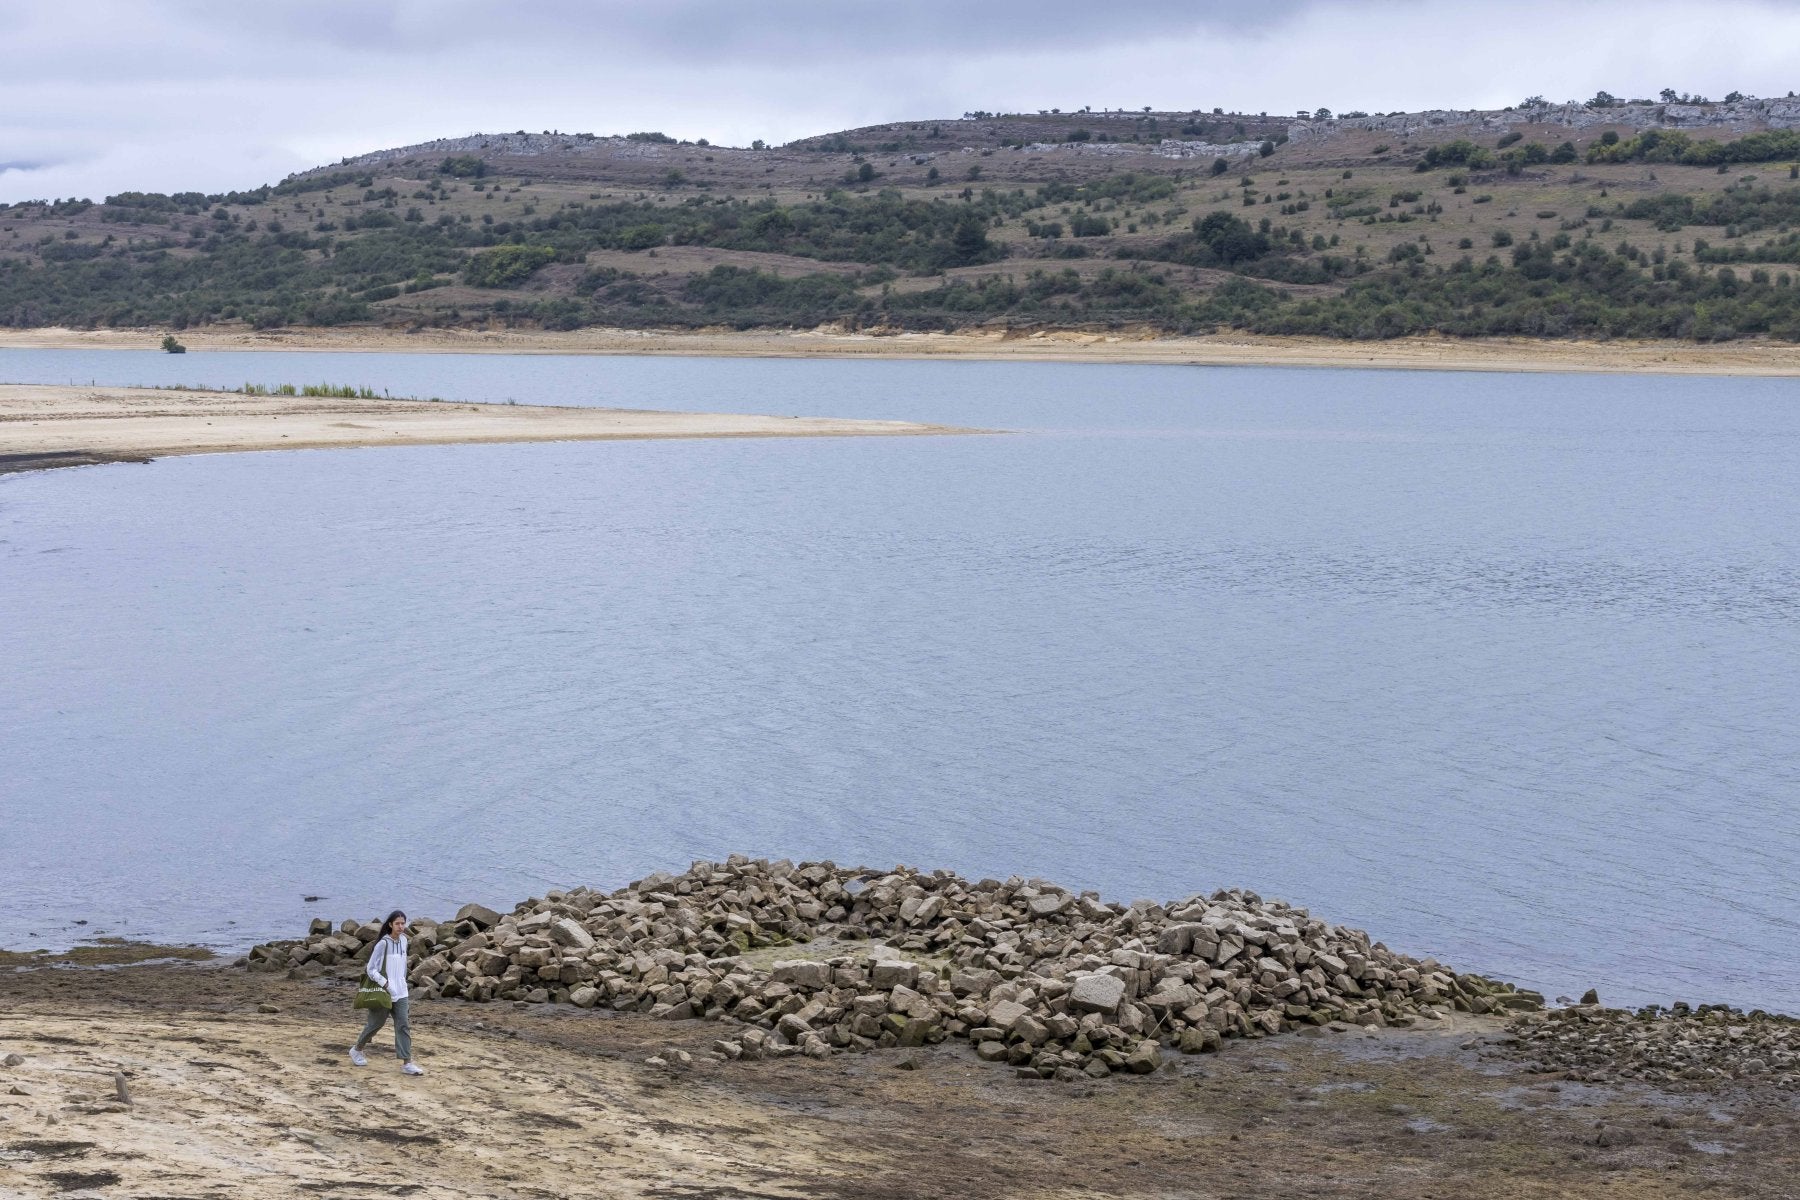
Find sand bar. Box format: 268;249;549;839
0;383;975;474
7;324;1800;376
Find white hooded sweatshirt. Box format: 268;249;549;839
365;934;410;1001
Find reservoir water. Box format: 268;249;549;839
3;349;1797;1011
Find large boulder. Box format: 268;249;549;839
1143;981;1201;1012
549;917;595;951
771;960;832;990
887;985;935;1021
1068;973;1126;1014
1178;1026;1222;1054
949;969;1000;998
1124;1040;1162;1075
456;903;501;929
870;959;919;990
985;999;1030;1030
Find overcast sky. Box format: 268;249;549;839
4;0;1798;203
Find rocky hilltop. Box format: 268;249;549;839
249;857;1541;1081
320;94;1800;175
1288;94;1800;146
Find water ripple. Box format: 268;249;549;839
3;353;1798;1010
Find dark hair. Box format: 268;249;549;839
379;910;407;939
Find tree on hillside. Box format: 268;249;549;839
439;155;487;178
464;243;558;288
950;215;992;266
1193;211;1271;264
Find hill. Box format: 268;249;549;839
9;95;1800;343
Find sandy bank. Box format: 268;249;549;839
4;962;1790;1199
7;324;1800;376
0;384;973;474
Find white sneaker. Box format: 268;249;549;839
402;1062;424;1076
349;1049;368;1067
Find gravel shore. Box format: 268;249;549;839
5;959;1799;1198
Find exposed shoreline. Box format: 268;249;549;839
6;854;1796;1193
10;959;1756;1200
2;944;1794;1196
0;383;976;475
7;324;1800;376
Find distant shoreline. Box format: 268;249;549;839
6;325;1800;377
0;383;976;475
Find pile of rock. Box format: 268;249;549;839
248;857;1542;1078
1506;1001;1800;1089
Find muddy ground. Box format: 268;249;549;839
1;961;1796;1199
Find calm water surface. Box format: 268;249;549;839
3;349;1797;1010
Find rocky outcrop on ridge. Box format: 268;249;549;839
318;95;1800;177
247;857;1542;1079
1017;138;1266;161
322;131;700;171
1286;95;1800;146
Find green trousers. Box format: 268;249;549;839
354;996;412;1061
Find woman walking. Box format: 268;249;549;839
350;910;425;1076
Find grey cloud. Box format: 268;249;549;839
6;1;1800;201
459;0;1314;57
15;1;1313;75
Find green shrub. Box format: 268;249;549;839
464;243;558;287
438;156;487;178
1416;140;1493;171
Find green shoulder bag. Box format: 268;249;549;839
353;975;393;1011
353;942;395;1011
